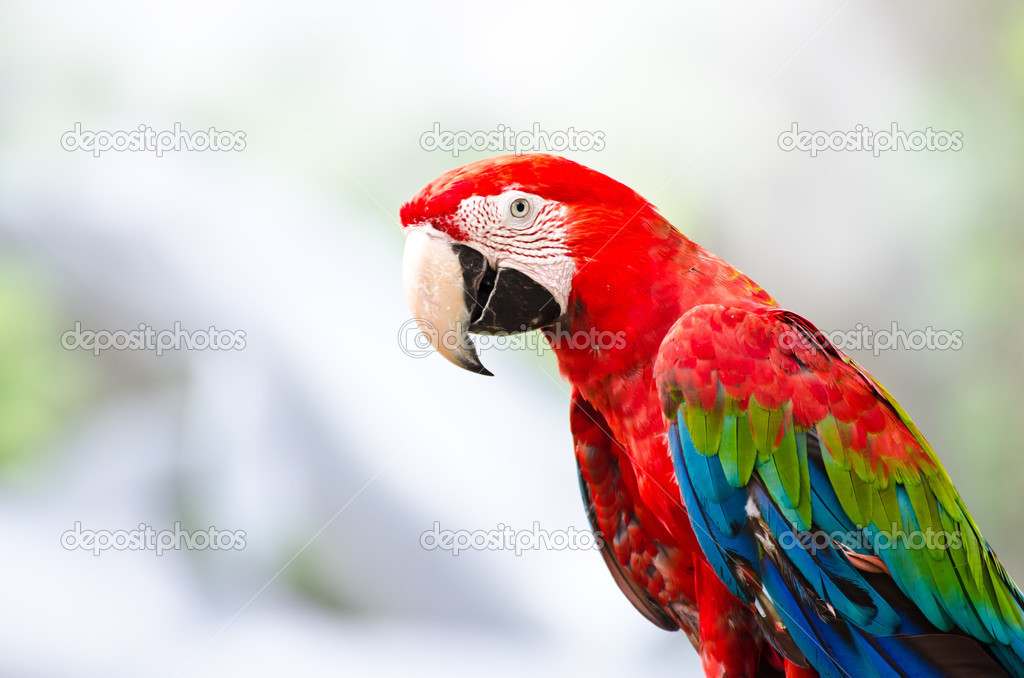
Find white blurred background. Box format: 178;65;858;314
1;1;1023;676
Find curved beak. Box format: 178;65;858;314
402;229;563;376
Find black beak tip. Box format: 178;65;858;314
453;354;494;377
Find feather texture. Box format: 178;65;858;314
656;304;1024;677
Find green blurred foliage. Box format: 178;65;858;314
0;257;90;478
938;4;1024;562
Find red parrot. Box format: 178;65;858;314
400;154;1024;678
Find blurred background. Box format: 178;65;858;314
1;1;1022;676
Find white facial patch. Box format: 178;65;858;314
447;190;575;313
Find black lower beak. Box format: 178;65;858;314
455;245;563;335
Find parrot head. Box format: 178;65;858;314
400;154;678;376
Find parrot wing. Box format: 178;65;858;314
655;303;1024;678
571;390;684;632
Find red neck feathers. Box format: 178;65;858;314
553;202;775;386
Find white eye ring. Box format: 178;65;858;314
509;198;531;219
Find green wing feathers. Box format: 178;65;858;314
656;303;1024;657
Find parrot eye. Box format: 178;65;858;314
509;198;531;219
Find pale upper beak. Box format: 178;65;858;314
402;229;491;375
401;229;563;376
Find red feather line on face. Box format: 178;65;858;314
399;154;656;239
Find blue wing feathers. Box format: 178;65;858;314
674;414;1000;677
669;417;754;601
